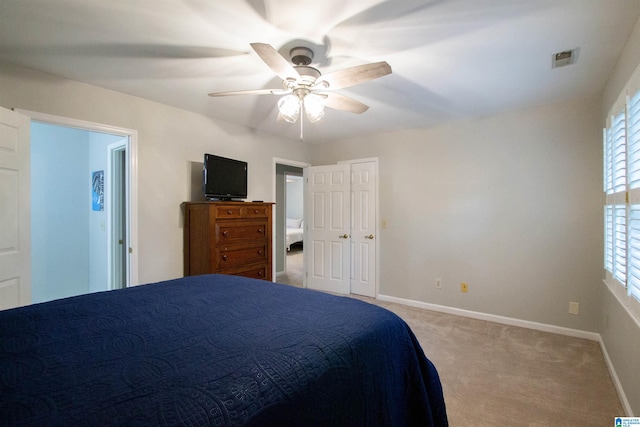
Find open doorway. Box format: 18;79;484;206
282;173;304;286
26;113;137;303
273;159;308;287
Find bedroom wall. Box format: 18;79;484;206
311;97;603;333
0;59;313;285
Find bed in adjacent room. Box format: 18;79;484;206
0;274;447;426
286;217;304;251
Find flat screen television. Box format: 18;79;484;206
203;153;248;200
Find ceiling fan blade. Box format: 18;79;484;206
316;61;391;90
250;42;300;81
322;92;369;114
208;88;288;97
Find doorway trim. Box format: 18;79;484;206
16;109;139;287
272;157;310;284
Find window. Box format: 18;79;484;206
627;90;640;302
604;90;640;305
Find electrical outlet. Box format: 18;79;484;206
435;278;442;289
461;282;468;293
569;301;580;315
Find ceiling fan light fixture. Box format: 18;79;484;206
278;94;301;123
209;42;392;138
304;93;325;122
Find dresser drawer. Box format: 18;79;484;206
215;221;268;244
220;265;269;280
244;205;270;219
214;205;243;219
212;204;270;219
214;243;268;268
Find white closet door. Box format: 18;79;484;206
349;161;377;297
0;107;31;309
304;164;351;294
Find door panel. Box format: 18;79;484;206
349;161;377;297
305;164;350;294
0;107;30;310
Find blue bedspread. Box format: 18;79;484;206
0;274;447;426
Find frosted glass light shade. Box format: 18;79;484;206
277;95;300;123
304;93;325;122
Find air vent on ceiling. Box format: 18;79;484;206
552;48;579;68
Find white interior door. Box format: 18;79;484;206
0;107;31;310
108;141;128;290
304;164;351;294
349;161;377;297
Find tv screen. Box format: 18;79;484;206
203;154;248;200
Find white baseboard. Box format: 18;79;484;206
377;293;600;340
598;335;634;416
377;293;633;415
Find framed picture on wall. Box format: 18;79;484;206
92;170;104;211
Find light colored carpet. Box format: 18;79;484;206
367;298;624;426
277;245;304;287
276;249;625;425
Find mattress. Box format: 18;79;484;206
0;274;447;426
286;227;303;250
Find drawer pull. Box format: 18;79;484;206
257;271;264;277
222;255;228;261
226;210;233;215
257;228;264;233
257;249;263;255
222;231;229;237
254;209;259;214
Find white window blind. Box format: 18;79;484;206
604;109;627;288
604;127;613;193
612;111;626;194
628;207;640;301
627;91;640;301
629;91;640;189
614;205;627;284
605;206;614;272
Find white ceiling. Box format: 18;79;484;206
1;0;639;143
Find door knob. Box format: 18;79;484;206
365;234;374;239
339;234;349;239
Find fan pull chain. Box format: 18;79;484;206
299;107;304;142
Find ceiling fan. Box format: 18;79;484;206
208;42;392;140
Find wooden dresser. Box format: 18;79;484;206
183;201;274;281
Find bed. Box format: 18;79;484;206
0;274;447;426
286;217;303;251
